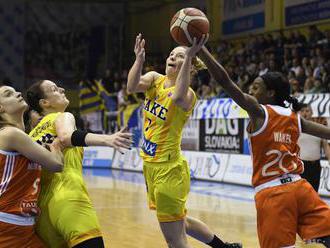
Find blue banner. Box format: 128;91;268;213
223;12;265;35
285;0;330;26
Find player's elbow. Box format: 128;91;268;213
126;87;134;94
172;94;184;105
50;162;63;172
58;132;73;147
126;83;137;94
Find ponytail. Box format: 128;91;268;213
191;56;206;77
286;95;303;112
26;80;45;114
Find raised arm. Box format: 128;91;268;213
0;127;63;172
198;46;263;118
127;33;160;94
55;112;133;153
172;37;206;111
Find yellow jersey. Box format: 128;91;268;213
29;112;101;247
29;113;85;204
140;75;196;162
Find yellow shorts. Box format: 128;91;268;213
36;190;102;248
143;155;190;222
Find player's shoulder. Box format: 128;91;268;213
146;71;163;85
266;105;293;117
0;126;27;151
0;126;24;138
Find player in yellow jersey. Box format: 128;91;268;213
127;33;242;248
25;80;132;248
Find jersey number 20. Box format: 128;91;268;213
262;149;298;177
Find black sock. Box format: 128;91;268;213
320;236;330;247
72;237;105;248
206;235;226;248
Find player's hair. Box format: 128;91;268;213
299;103;310;109
192;56;206;76
260;72;303;112
26;80;45;114
23;107;36;133
177;46;206;77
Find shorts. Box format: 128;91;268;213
255;179;330;248
0;221;45;248
143;155;190;222
36;190;102;248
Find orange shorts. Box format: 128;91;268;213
255;179;330;248
0;221;45;248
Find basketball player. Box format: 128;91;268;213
198;46;330;247
127;33;242;248
0;84;63;247
26;80;133;248
298;103;330;192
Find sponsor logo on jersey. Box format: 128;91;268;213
20;199;40;217
141;136;157;157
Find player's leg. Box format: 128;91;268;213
160;220;191;248
48;193;104;248
35;202;67;248
185;216;242;248
297;180;330;245
152;157;191;247
255;184;297;248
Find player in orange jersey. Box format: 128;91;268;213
0;83;63;248
199;47;330;248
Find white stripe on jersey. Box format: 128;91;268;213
0;155;15;196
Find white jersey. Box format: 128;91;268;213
298;132;322;161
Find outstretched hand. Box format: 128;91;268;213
106;127;133;154
134;33;145;62
186;34;209;58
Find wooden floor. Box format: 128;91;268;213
84;169;327;248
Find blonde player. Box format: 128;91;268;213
26;80;132;248
0;84;63;247
127;33;242;248
199;46;330;247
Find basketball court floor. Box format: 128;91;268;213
84;168;330;248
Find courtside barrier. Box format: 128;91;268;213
83;146;115;168
82;147;330;197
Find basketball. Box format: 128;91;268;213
170;8;209;46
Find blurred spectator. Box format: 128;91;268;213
198;82;216;99
79;79;105;133
258;62;269;76
309;25;325;47
117;82;128;109
289;79;303;96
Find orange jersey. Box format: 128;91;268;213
0;150;41;217
249;105;304;187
